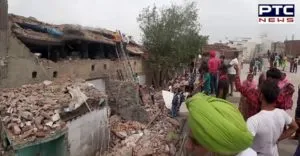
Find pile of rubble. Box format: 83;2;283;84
0;79;105;145
104;91;184;156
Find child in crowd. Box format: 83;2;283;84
216;64;229;100
200;63;211;95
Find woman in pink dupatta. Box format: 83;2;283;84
239;73;257;120
278;73;288;89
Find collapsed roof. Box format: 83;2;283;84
9;14;145;56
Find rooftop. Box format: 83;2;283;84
9;14;145;56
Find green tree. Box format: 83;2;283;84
137;1;208;87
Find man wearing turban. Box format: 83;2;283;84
185;93;254;155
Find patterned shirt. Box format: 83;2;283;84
235;76;294;119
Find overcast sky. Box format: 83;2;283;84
8;0;300;43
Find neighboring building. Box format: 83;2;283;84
0;14;148;88
226;39;257;61
271;42;285;54
202;43;242;59
259;38;272;55
285;40;300;57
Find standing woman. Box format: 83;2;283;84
282;55;288;71
238;73;257;120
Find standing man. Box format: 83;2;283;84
208;50;220;95
247;81;298;156
293;57;299;73
171;87;184;118
290;57;295;73
228;52;239;96
149;85;155;105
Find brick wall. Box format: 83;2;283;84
285;40;300;57
0;34;146;88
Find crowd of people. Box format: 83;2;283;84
268;51;298;73
178;50;300;156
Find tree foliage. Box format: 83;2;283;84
137;2;208;86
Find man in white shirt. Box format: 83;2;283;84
237;148;257;156
227;52;239;96
247;80;298;156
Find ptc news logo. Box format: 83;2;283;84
258;4;295;24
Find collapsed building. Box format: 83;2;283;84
0;14;148;88
0;1;171;155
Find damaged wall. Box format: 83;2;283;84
0;33;145;88
107;80;149;123
67;106;110;156
0;0;8;81
0;0;8;57
87;78;107;93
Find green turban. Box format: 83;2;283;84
186;93;253;154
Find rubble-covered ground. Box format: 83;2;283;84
0;79;105;146
103;90;186;156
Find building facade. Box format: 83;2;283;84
0;13;148;88
285;40;300;57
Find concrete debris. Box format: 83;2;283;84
105;89;183;156
45;121;53;127
12;125;21;135
108;80;149;123
67;86;88;111
0;79;106;145
21;111;33;120
51;113;60;122
43;80;53;86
